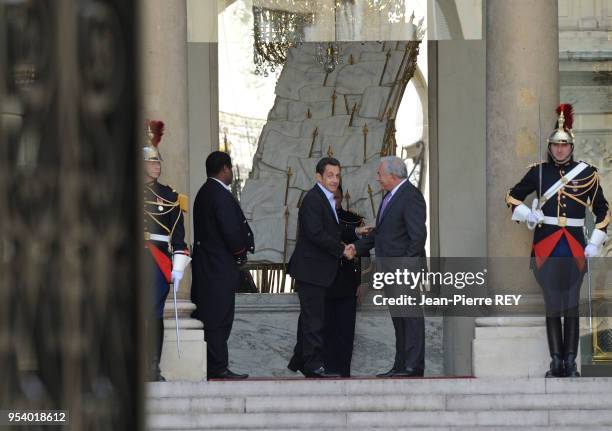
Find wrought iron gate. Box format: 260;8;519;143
0;0;141;429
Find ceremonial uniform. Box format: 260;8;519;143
506;104;610;377
144;181;189;317
143;120;191;381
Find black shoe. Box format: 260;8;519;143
564;353;580;378
147;361;165;382
208;369;249;380
377;367;423;378
376;368;398;378
287;356;304;373
545;354;565;378
400;368;424;377
303;366;341;378
155;373;166;382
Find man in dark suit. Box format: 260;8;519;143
287;157;362;378
191;151;254;379
354;156;428;378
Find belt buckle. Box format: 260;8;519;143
144;232;151;241
558;216;567;227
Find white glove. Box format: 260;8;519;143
512;201;543;230
171;270;183;284
527;210;544;230
584;244;599;258
585;229;607;258
172;253;192;272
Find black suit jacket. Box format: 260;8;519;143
191;178;254;323
355;180;427;258
288;185;357;288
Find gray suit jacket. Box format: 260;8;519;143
355;180;427;258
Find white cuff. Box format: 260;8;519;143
511;203;530;223
589;229;607;248
172;253;192;272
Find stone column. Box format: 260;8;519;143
475;0;559;376
141;0;191;299
141;0;206;380
142;0;189;200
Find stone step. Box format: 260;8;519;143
146;410;612;429
147;392;612;414
149;428;612;431
147;377;612;399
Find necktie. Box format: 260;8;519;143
379;192;393;219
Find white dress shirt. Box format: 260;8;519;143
317;182;339;223
211;177;231;192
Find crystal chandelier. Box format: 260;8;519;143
314;1;342;74
315;42;342;73
252;0;415;75
252;6;314;77
363;0;406;23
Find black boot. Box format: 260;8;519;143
147;318;166;382
564;353;580;378
545;354;564;378
563;316;580;377
545;317;564;378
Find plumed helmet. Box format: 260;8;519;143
143;119;165;161
548;104;574;145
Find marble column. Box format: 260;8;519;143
141;0;191;300
142;0;189;202
141;0;206;380
474;0;560;377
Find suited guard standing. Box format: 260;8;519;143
191;151;253;379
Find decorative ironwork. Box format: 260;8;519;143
252;6;313;77
0;1;140;429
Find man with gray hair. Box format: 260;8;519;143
353;156;428;377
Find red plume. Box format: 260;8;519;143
147;120;165;147
556;104;573;130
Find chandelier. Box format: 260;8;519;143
252;1;416;75
252;6;314;77
362;0;406;23
315;42;342;73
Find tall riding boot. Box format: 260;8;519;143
563;315;580;377
151;318;166;382
545;317;564;377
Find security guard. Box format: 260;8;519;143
506;104;610;378
143;120;190;381
191;151;254;379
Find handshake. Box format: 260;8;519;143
343;244;356;260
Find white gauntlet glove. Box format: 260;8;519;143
171;253;192;291
585;229;607;258
512;199;543;231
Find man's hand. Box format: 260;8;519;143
343;244;356;260
526;208;544;229
171;270;184;291
356;225;374;236
585;244;600;258
235;254;247;267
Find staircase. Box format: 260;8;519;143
147;377;612;430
